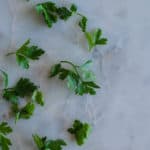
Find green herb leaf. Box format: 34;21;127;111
85;29;108;51
70;4;77;13
6;39;45;69
57;7;72;20
79;16;87;32
32;90;45;106
14;78;38;97
0;122;12;150
68;120;91;146
12;102;35;123
33;134;67;150
36;1;75;28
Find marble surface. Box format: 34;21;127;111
0;0;150;149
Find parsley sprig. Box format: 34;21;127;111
78;15;107;51
36;2;77;28
6;39;45;69
68;120;91;146
2;78;44;123
33;134;67;150
0;122;13;150
49;60;100;95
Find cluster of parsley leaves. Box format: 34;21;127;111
0;0;107;149
36;2;77;28
2;75;44;123
50;60;100;95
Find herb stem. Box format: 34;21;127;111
60;61;79;76
6;52;16;56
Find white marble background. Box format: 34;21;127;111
0;0;150;149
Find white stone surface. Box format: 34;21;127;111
0;0;150;149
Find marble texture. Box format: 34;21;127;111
0;0;150;149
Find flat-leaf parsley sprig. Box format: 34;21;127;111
0;69;8;88
6;39;45;69
49;60;100;95
33;134;67;150
36;1;77;28
2;77;45;123
0;122;13;150
78;14;107;51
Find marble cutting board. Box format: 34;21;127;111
0;0;150;149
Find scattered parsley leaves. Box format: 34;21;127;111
49;60;100;95
6;39;45;69
68;120;91;146
0;122;12;150
33;134;67;150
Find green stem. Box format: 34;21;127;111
6;52;16;56
60;61;79;76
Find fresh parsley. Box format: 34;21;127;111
36;2;77;28
2;77;44;123
33;134;67;150
49;60;100;95
0;122;13;150
6;39;45;69
79;16;107;51
12;102;35;123
68;120;91;146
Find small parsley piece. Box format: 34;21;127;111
68;120;91;146
79;16;87;32
78;16;107;51
0;122;13;150
2;77;44;123
70;4;77;13
12;102;35;123
32;90;45;106
49;60;100;95
0;70;8;88
6;39;45;69
33;134;67;150
36;1;77;28
57;7;72;20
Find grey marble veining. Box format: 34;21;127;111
0;0;150;149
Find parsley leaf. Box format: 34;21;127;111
3;78;38;104
70;4;77;13
85;28;107;51
0;122;12;150
49;60;100;95
0;70;8;88
78;15;107;51
32;90;45;106
36;2;58;28
33;134;67;150
36;1;77;28
68;120;91;146
79;16;87;32
12;102;35;123
6;39;45;69
57;7;72;20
